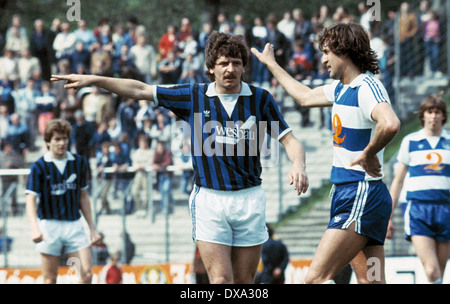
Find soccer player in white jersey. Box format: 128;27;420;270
51;32;309;284
253;22;401;283
388;94;449;284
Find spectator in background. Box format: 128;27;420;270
73;19;97;52
122;232;135;264
106;116;121;142
135;99;155;132
6;14;27;43
59;88;81;125
158;50;182;84
112;44;137;79
96;141;114;215
82;85;113;125
104;250;123;284
0;74;15;115
422;10;443;78
90;41;113;77
129;35;157;84
293;8;313;44
93;121;111;155
30;19;53;81
131;134;154;216
13;78;39;149
72;110;95;179
35;81;57;136
153;140;173;214
158;25;178;60
398;2;418;77
265;14;290;75
260;224;289;284
277;11;296;43
112;23;135;58
0;49;19;82
70;41;91;73
6;25;29;57
250;16;269;85
53;22;76;62
0;105;10;147
0;141;22;215
18;48;41;86
6;113;30;160
116;98;138;142
150;111;171;148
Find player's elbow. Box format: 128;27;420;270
386;117;401;136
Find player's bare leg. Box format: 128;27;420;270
197;241;262;284
231;245;262;283
412;236;449;283
66;247;94;284
304;222;369;284
40;253;60;284
197;241;233;283
351;245;386;283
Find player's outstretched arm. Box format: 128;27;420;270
280;132;309;196
251;43;331;108
51;74;155;102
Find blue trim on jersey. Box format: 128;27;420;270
363;76;386;103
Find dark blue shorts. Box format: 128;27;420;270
404;200;450;242
328;180;392;246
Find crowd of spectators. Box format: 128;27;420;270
0;1;447;216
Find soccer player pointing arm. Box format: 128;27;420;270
52;32;308;284
253;23;400;284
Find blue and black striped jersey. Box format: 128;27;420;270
26;152;88;220
154;82;291;191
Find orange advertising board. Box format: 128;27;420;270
0;259;312;284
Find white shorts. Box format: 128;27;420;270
189;185;268;247
36;219;90;256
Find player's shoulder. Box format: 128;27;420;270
403;129;426;143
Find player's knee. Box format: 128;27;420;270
79;269;93;284
210;275;232;284
43;276;57;284
424;265;441;283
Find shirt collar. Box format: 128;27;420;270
206;82;252;97
347;73;368;88
43;151;75;162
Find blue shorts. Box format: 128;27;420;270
404;200;450;242
328;180;392;246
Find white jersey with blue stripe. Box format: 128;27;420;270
397;129;450;203
324;73;391;184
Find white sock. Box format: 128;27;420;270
322;279;336;284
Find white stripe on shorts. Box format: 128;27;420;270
343;181;369;234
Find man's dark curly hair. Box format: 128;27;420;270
318;22;380;75
204;31;249;81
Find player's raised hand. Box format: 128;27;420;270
250;43;276;66
51;74;94;90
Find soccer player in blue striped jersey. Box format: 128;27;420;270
26;119;101;283
388;94;449;284
51;32;309;284
253;22;401;283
